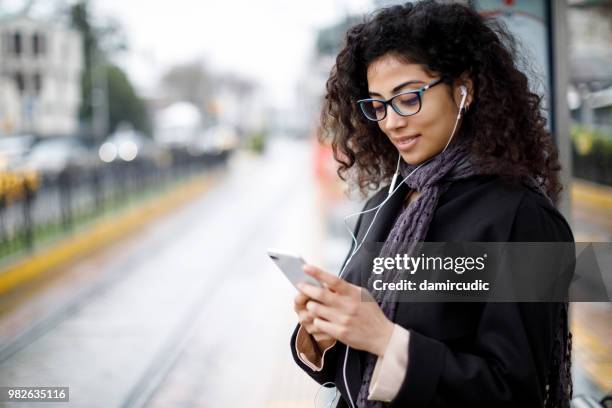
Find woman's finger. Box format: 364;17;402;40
312;317;344;339
302;318;324;336
297;282;337;306
293;292;309;312
297;309;313;325
306;300;342;324
303;264;351;295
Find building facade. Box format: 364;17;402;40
0;14;83;137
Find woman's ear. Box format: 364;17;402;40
454;73;474;110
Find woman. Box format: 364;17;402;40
290;1;573;407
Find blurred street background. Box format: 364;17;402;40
0;0;610;407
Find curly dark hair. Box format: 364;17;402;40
321;0;562;204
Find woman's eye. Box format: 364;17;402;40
398;94;419;106
372;102;385;112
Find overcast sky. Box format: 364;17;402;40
92;0;374;106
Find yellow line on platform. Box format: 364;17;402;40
0;175;214;296
572;179;612;210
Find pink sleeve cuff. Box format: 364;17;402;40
294;324;337;372
367;324;410;402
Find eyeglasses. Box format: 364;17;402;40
357;78;445;122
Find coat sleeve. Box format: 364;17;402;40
289;322;343;386
388;191;574;408
288;196;368;385
294;324;338;371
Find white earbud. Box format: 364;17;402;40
459;85;468;117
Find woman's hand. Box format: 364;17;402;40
296;264;395;357
294;290;336;346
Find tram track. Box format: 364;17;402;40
120;179;299;408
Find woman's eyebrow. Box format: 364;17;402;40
369;79;425;97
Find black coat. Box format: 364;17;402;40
290;174;574;407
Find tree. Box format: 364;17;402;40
106;65;151;136
69;0;150;137
70;0;98;123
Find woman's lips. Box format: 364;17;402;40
394;134;421;151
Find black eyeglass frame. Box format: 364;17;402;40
357;77;446;122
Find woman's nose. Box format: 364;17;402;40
383;105;407;131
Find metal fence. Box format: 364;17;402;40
0;150;230;262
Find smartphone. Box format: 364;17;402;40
267;248;323;289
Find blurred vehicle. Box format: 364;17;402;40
0;170;39;203
0;134;36;171
99;123;168;168
20;137;99;179
154;102;201;149
153;102;236;164
187;124;238;157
